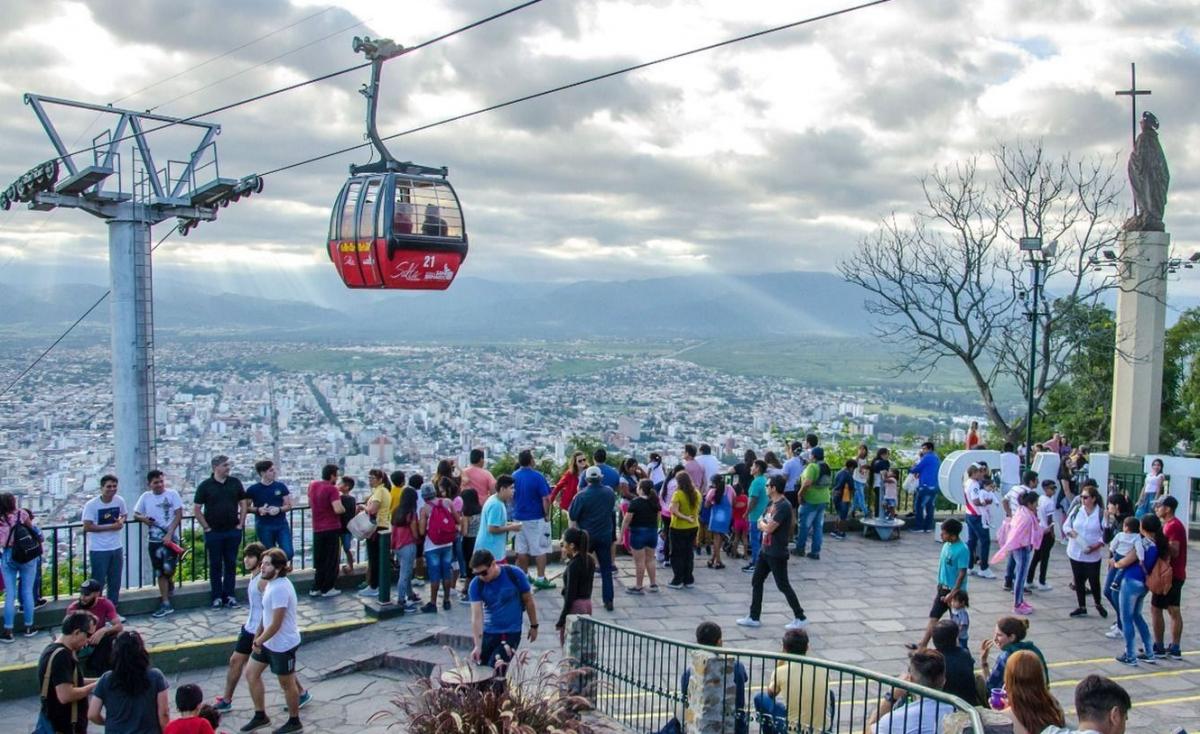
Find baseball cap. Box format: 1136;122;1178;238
810;446;825;461
420;482;436;500
79;579;102;594
585;465;603;482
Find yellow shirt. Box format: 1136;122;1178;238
771;661;832;732
370;485;392;529
389;484;403;517
669;489;700;530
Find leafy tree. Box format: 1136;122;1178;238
1034;304;1116;444
1161;308;1200;451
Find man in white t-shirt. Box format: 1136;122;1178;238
963;465;998;579
867;649;954;734
242;548;303;734
133;470;184;618
999;442;1021;492
82;474;127;609
697;444;723;490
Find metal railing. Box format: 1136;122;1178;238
18;500;575;602
573;617;985;733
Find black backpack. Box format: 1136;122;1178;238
5;514;42;564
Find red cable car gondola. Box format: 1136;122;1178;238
328;36;468;290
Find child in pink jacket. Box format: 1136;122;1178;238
991;491;1043;615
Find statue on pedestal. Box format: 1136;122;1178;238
1124;111;1170;232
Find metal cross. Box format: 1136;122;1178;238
1114;62;1151;150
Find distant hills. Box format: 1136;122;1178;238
0;271;876;340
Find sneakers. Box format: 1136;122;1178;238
1096;605;1109;619
785;618;809;630
791;549;806;558
1167;645;1183;661
212;599;225;609
225;598;240;609
420;602;437;614
1034;582;1052;591
1153;643;1167;657
321;589;341;597
648;584;660;593
442;599;451;611
1013;602;1034;615
667;582;684;590
741;564;756;574
806;552;820;560
240;712;272;732
683;583;694;589
0;629;13;644
273;719;303;734
735;617;762;628
604;602;615;612
22;626;39;638
1137;651;1157;665
967;568;979;577
213;697;233;713
1002;584;1013;592
358;587;379;597
297;690;312;709
626;587;644;595
307;589;322;597
978;569;997;579
831;531;846;540
532;577;556;590
1069;608;1088;618
152;603;175;618
1105;624;1123;639
1115;653;1138;667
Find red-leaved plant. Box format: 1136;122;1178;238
373;648;610;734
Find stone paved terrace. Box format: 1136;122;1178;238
1;529;1196;733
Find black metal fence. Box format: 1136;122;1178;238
573;616;985;733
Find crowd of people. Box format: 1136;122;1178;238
0;433;1190;733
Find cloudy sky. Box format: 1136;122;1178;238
0;0;1197;305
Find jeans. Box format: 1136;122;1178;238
851;480;869;516
594;539;615;605
394;543;416;602
668;527;697;585
1119;577;1153;659
914;487;939;531
204;529;241;603
1011;547;1032;606
89;548;123;606
795;503;825;554
749;554;805;620
255;522;294;560
749;524;762;565
753;692;789;734
1104;552;1124;623
2;549;37;630
963;515;989;570
312;529;342;593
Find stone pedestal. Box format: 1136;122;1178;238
1109;230;1169;457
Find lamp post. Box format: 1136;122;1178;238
1020;237;1055;462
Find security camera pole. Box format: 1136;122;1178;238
3;94;260;584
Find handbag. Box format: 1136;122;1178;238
902;473;919;494
347;510;376;541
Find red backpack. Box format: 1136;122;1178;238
426;500;458;545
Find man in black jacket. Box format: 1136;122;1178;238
569;466;617;611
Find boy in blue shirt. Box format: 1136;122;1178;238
831;460;856;540
908;518;969;651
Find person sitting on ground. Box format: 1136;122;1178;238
754;628;834;734
998;649;1064;734
980;616;1047;696
931;619;981;707
164;683;215;734
679;622;748;734
866;649;955;734
1040;674;1131;734
88;630;170;734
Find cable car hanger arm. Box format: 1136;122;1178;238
350;36;446;178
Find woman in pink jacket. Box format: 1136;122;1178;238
991;491;1043;615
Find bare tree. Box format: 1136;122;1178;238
839;141;1123;443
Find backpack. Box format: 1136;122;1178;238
426;500;458;545
5;514;42;564
1145;552;1174;596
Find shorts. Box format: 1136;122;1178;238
479;631;522;669
629;527;657;551
251;644;298;676
235;628;255;656
1151;578;1184;609
148;542;177;576
514;518;551;557
929;585;953;619
883;498;898;509
425;545;454;583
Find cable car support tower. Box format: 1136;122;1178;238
3;95;260;582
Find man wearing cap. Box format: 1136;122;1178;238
65;579;123;675
1151;495;1186;660
569;465;618;611
194;455;248;609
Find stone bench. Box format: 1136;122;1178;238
861;517;905;541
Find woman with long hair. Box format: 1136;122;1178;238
868;447;891;518
1113;514;1167;666
550;451;588;519
88;631;169;732
1065;484;1108;619
391;485;420;611
457;487;483;597
0;492;39;642
360;469;392;598
981;616;1047;694
1135;458;1165;518
667;471;700;589
621;479;661;593
1102;492;1134;635
657;462;686;568
1001;649;1064;733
